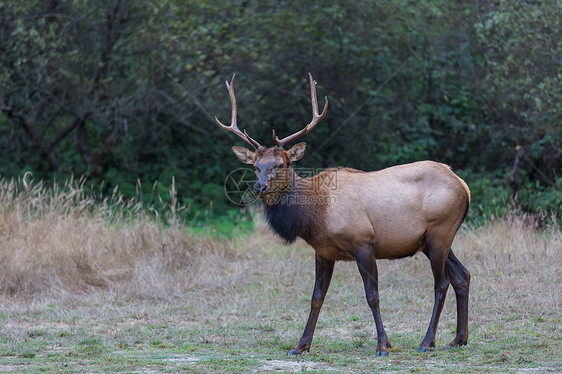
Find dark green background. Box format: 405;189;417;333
1;0;560;225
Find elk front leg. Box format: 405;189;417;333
354;244;391;356
288;253;335;356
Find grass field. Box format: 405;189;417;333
0;179;560;373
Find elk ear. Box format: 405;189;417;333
231;146;255;164
287;142;306;163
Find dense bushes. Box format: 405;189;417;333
0;0;560;221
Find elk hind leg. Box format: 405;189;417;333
445;249;470;348
419;235;451;352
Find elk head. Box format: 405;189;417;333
216;73;328;200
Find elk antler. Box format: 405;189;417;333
215;74;262;149
273;73;328;148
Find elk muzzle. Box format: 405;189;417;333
253;181;268;197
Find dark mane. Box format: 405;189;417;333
263;191;305;244
262;170;330;244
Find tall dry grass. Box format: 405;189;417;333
453;218;561;320
0;172;560;321
0;174;230;297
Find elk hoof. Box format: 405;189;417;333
417;346;431;353
447;339;468;349
288;349;301;356
376;351;389;357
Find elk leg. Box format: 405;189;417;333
354;244;391;357
445;250;470;348
419;241;450;352
288;253;335;356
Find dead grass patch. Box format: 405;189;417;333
0;175;231;297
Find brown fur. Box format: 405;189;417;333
310;161;470;261
259;161;469;262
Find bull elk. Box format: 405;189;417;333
216;73;471;356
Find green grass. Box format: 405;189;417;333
0;300;559;373
1;306;558;373
185;210;254;238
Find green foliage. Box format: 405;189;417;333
519;178;562;214
0;0;560;220
462;170;511;223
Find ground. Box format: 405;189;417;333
0;216;560;373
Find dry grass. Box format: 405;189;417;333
455;219;561;321
0;176;560;372
0;175;230;297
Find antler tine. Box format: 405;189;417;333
309;72;320;119
274;73;328;148
215;74;262;149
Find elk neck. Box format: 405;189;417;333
262;167;328;244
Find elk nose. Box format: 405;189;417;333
253;182;267;196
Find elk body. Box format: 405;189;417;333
216;74;471;356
